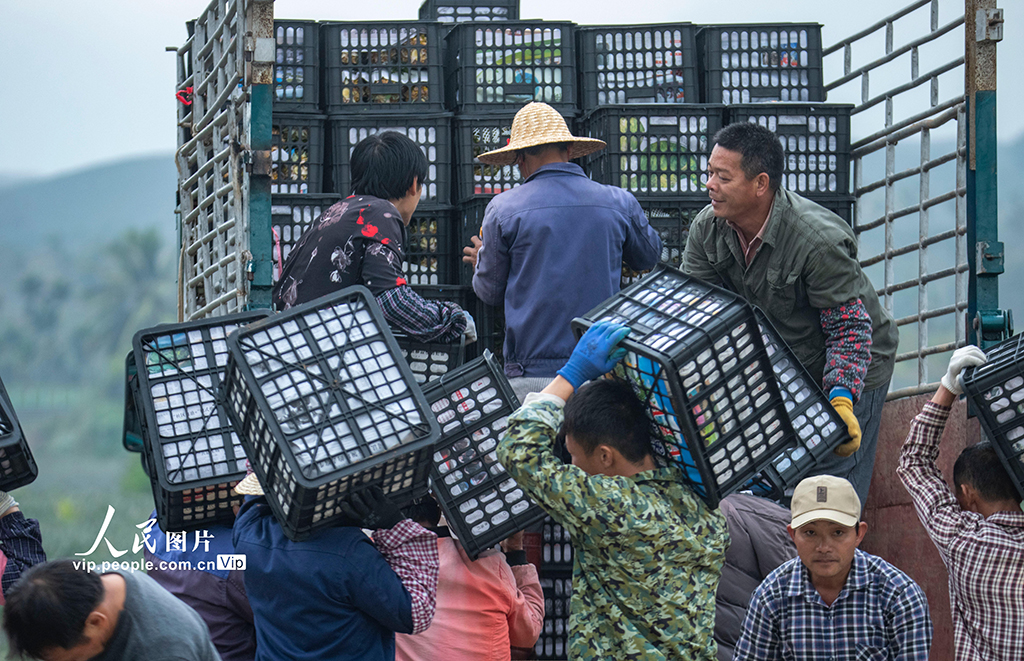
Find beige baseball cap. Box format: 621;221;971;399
790;475;861;529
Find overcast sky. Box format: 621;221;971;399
1;0;1019;177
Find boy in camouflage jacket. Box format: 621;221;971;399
497;320;729;660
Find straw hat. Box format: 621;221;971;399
233;464;264;496
477;102;606;166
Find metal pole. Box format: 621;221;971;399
966;0;1009;347
246;0;275;310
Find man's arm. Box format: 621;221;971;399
732;585;782;661
887;582;933;660
620;196;662;272
499;538;545;648
375;285;467;343
0;505;45;596
471;204;510;307
818;299;873;401
370;520;440;634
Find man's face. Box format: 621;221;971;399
789;519;866;587
706;145;761;219
564;433;605;476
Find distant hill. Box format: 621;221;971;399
0;154;177;250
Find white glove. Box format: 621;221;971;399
0;491;18;516
941;346;987;395
462;311;478;344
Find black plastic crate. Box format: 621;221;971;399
132;312;270;532
395;334;465;385
406;205;457;286
577;24;698;110
698;24;824;104
123;351;144;453
328;114;452;205
274;21;320;112
420;0;518;23
270;194;343;283
272;114;326;194
622;200;708;287
222;286;439;541
572;266;795;507
445;22;577;113
960;335;1024;500
728;104;851;196
579;104;725;199
540;514;573;570
746;308;849;499
535;573;572;660
0;375;38;492
322;22;446;114
424;352;545;558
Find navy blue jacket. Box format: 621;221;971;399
473;162;661;377
233;497;413;661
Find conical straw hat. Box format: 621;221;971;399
477;102;606;166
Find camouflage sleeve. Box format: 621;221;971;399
497;400;630;541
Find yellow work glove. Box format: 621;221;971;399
831;395;861;457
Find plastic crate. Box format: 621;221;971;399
328;114;452;205
621;200;708;287
412;284;501;364
322;22;446;114
419;0;519;23
394;333;465;385
274;21;320;112
445;22;577;113
535;573;572;660
406;205;457;285
746;308;850;499
540;514;573;570
0;375;38;491
698;24;824;104
572;266;795;507
960;335;1024;500
577;24;698;110
271;194;343;283
123;351;144;453
222;286;439;541
132;311;270;532
579;104;725;199
423;352;545;558
272;114;326;194
728;104;851;196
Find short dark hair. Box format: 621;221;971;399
350;131;428;200
518;142;570;158
406;494;441;528
713;122;784;192
562;379;653;464
953;441;1020;503
3;559;104;658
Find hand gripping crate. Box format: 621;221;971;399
222;286;440;540
698;24;824;104
328;114;453;205
960;335;1024;499
571;265;795;507
577;24;699;110
445;22;577;114
579;104;725;199
621;199;709;287
272;113;326;194
419;0;519;24
322;22;446;114
0;375;38;491
271;194;343;283
535;573;572;660
274;21;320;112
728;104;852;196
395;284;474;384
746;308;850;500
132;311;270;532
423;351;545;558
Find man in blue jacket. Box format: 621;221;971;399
463;102;662;400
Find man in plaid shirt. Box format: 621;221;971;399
897;346;1024;660
734;475;932;660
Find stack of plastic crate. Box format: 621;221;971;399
0;375;38;492
574;23;720;286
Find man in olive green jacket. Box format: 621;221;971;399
682;122;898;506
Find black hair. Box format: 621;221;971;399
518;142;570;158
562;379;653;465
712;122;785;192
406;494;441;528
350;131;428;200
3;559;105;658
953;441;1020;503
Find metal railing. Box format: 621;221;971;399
175;0;251;321
824;0;970;399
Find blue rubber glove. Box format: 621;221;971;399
556;320;631;390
